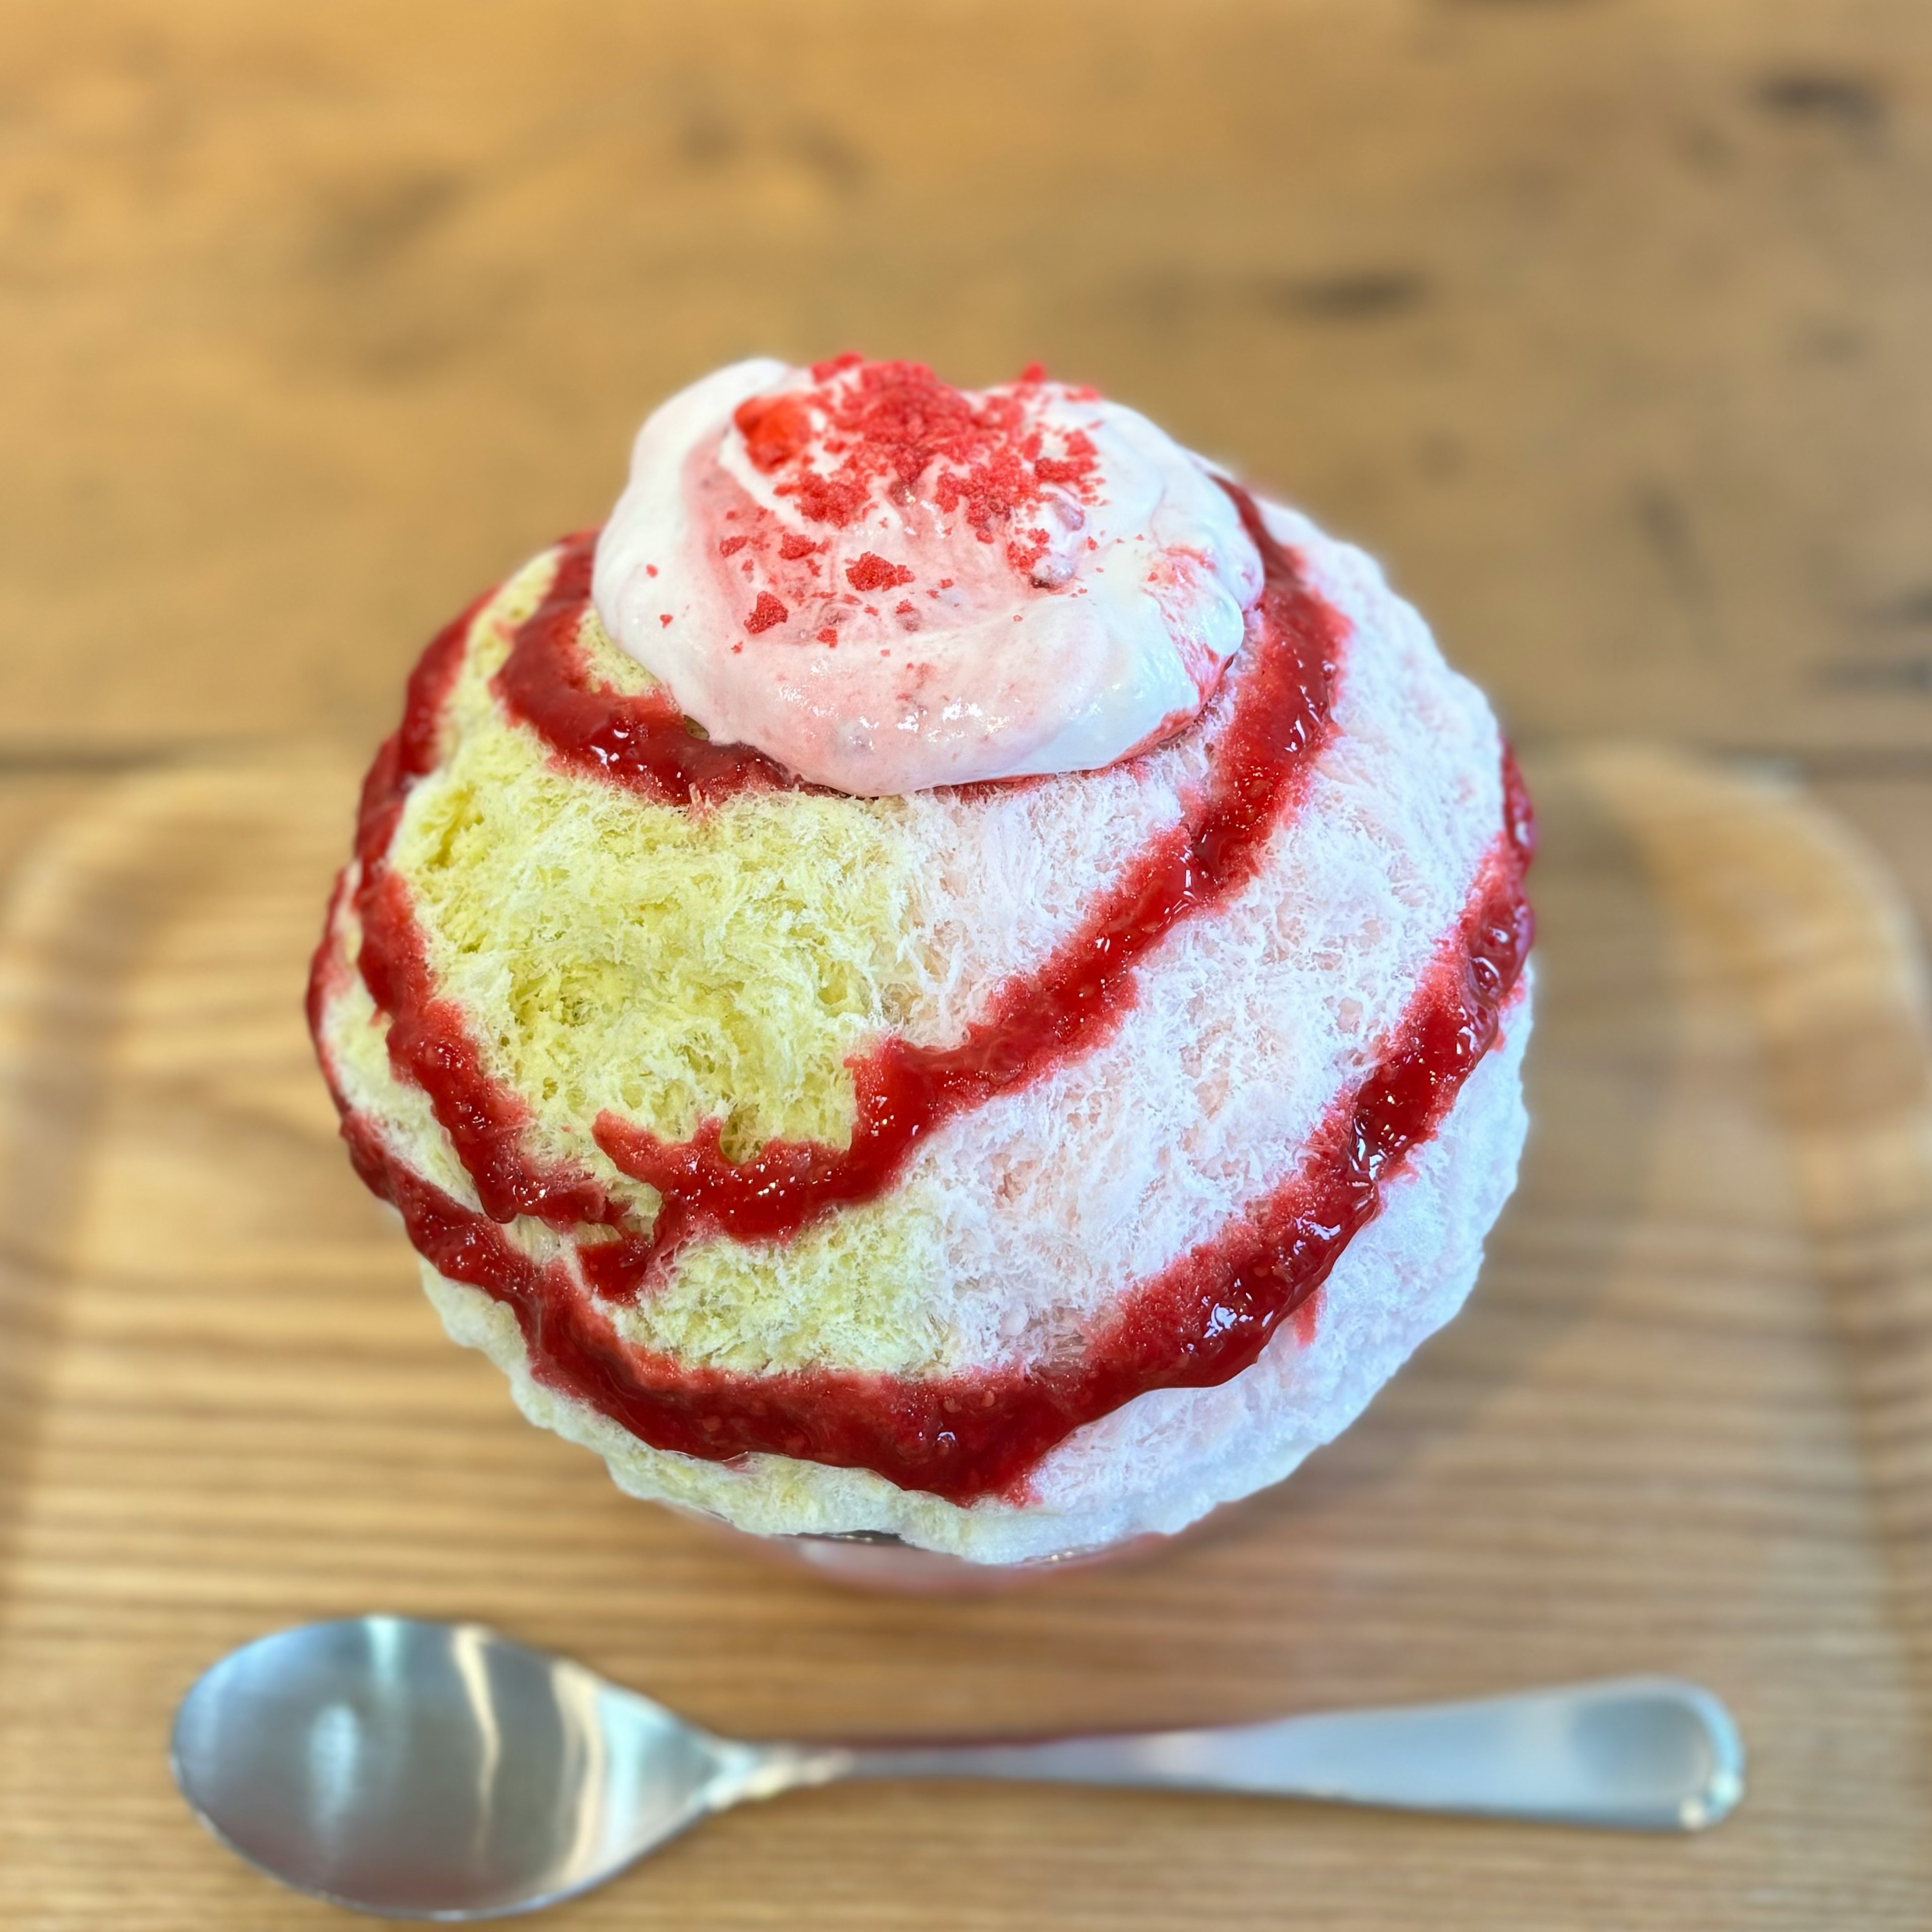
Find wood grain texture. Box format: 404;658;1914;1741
3;0;1930;761
0;747;1926;1927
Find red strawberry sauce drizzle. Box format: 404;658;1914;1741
342;576;628;1234
323;830;1529;1503
492;532;804;803
318;485;1536;1501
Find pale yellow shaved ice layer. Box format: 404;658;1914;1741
394;717;929;1160
378;579;980;1376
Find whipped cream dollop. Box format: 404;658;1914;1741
592;356;1264;795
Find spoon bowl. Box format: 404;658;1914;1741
171;1617;755;1918
173;1616;1744;1920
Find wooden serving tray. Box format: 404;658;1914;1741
0;745;1927;1928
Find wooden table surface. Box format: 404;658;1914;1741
4;0;1930;912
2;2;1930;1924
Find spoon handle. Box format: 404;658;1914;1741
828;1677;1742;1830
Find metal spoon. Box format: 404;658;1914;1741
172;1616;1744;1920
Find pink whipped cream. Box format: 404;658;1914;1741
591;356;1263;795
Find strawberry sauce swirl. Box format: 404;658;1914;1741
313;487;1533;1503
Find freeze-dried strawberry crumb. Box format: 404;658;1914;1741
745;592;788;633
743;362;1100;569
846;551;914;592
734;394;814;472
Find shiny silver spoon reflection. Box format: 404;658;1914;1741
172;1617;1744;1920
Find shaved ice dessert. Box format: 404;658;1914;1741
308;355;1533;1572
